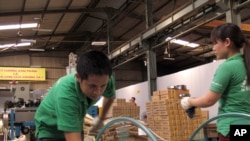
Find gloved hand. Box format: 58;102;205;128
181;97;196;118
180;97;192;110
88;117;104;135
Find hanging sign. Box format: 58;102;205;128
0;67;46;81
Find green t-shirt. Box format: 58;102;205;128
210;54;250;136
35;73;115;139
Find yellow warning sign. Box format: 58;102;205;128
0;67;46;81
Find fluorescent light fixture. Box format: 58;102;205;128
171;39;189;45
187;43;199;48
30;66;41;68
0;42;31;49
0;23;38;30
91;41;106;46
165;37;200;48
32;28;53;32
0;119;3;126
29;48;45;51
165;37;172;41
21;39;36;43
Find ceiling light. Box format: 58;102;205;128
164;48;168;54
0;42;31;49
164;57;175;61
21;39;36;43
0;23;38;30
32;28;53;32
187;43;199;48
91;41;106;46
166;37;200;48
171;39;189;46
29;48;45;51
165;37;172;41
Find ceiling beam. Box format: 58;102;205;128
0;31;93;40
109;0;211;60
0;7;119;17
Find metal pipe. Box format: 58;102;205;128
236;0;250;10
112;10;222;68
95;117;158;141
112;51;145;69
109;0;211;60
189;113;250;141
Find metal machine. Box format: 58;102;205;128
11;84;30;102
3;108;36;141
1;84;47;141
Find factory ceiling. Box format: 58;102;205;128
0;0;250;76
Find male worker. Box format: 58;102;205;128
130;97;137;106
35;50;115;141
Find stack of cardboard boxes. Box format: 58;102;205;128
99;98;143;140
99;122;148;141
146;87;209;141
106;98;140;119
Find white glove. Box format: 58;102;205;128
88;117;104;135
181;97;192;110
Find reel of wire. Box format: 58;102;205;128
116;123;130;141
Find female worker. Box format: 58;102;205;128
181;23;250;141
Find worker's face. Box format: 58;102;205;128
212;38;230;60
130;98;134;102
76;74;109;100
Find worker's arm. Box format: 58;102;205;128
64;132;82;141
189;90;221;107
181;90;221;110
99;96;115;120
88;96;115;135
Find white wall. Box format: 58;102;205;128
94;82;149;118
115;81;149;118
96;60;224;119
157;60;223;118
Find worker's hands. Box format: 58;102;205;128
88;117;104;135
180;97;192;110
181;97;196;118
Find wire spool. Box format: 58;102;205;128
33;99;41;107
16;98;25;108
96;117;158;141
21;126;30;135
25;100;34;107
4;100;14;110
116;124;130;140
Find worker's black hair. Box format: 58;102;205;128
76;50;112;80
132;97;136;100
211;23;250;85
